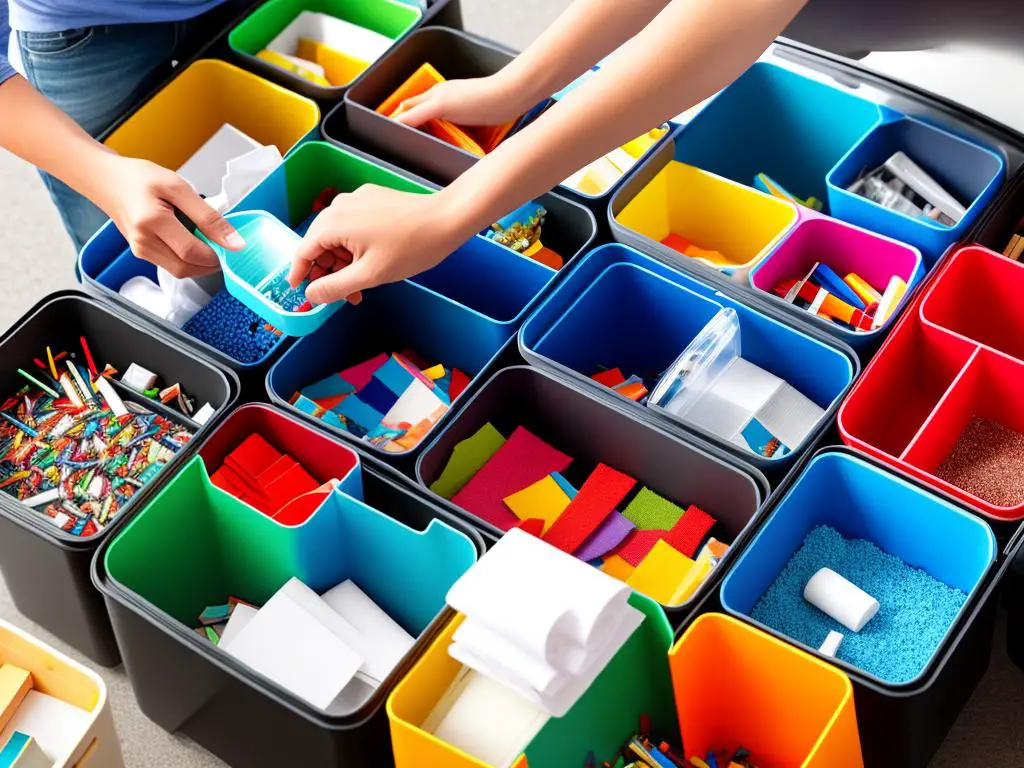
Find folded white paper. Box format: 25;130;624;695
425;668;548;768
322;580;416;679
177;123;263;198
268;11;393;65
0;691;90;764
447;529;632;673
221;581;364;710
216;603;259;650
446;529;643;716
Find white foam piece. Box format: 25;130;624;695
804;567;880;633
267;11;393;65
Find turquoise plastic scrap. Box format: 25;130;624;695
204;210;342;337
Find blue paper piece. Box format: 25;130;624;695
358;377;401;416
335;395;383;435
320;410;349;433
301;373;355;401
292;394;323;416
374;356;416;397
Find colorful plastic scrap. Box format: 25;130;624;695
293;351;466;452
486;201;564;269
0;337;195;537
772;262;907;332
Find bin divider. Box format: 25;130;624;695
898;346;981;462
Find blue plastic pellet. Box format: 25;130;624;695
750;525;967;684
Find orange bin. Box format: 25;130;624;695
387;602;862;768
671;614;863;768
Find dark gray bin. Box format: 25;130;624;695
0;291;236;666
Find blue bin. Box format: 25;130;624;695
520;243;857;475
267;237;556;460
827;116;1006;264
673;62;883;206
720;451;996;687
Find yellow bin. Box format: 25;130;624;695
0;618;124;767
105;59;320;171
614;161;797;276
671;614;863;768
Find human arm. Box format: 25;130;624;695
0;9;241;277
392;0;671;127
291;0;810;304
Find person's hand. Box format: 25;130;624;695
287;184;472;306
92;155;245;278
392;73;531;129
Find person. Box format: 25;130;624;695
287;0;814;306
0;0;245;276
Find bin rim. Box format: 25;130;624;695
90;450;485;729
518;242;860;468
720;445;999;691
413;363;771;616
0;289;238;549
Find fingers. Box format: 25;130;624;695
165;181;246;251
305;258;377;306
393;91;445;127
151;209;221;270
132;233;218;279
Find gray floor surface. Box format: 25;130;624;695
1;1;1023;765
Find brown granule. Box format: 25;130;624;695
935;417;1024;508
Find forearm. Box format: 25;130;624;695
496;0;671;111
0;76;119;212
444;0;809;235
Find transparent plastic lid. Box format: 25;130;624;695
649;308;742;418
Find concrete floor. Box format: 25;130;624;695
2;1;1024;765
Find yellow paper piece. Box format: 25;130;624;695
422;364;446;380
626;540;695;605
503;475;571;535
257;49;332;87
601;554;635;581
669;544;719;606
298;37;370;87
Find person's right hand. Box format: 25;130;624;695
94;155;245;278
392;73;530;129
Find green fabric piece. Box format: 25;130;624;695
429;422;506;499
622;487;685;531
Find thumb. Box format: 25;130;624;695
167;182;245;251
306;258;377;306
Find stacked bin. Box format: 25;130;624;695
721;449;999;767
263;144;596;471
518;243;857;480
0;292;235;666
840;245;1024;533
388;607;862;767
610;60;1004;354
93;404;484;767
79;59;321;384
416;365;768;622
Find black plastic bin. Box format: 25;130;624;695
93;404;485;767
416;365;769;624
0;291;236;666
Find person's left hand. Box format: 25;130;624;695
287;184;472;305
